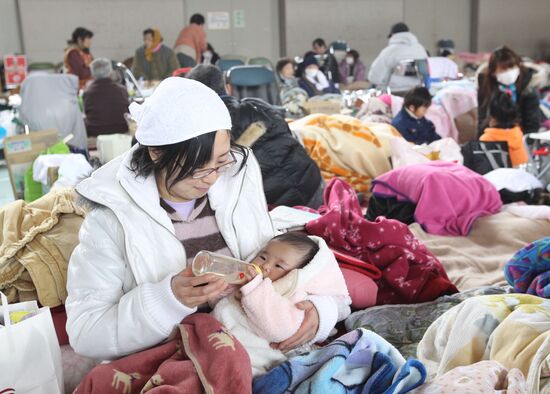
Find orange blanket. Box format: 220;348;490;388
290;114;401;193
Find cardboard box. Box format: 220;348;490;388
302;100;341;115
3;129;59;199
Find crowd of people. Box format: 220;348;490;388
3;10;550;393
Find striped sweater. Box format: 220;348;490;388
160;197;232;265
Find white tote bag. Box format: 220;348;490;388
0;292;63;394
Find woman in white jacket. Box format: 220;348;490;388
65;77;350;360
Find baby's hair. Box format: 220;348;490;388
272;232;319;269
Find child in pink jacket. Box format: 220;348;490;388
211;232;350;375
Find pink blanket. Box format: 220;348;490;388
372;161;502;236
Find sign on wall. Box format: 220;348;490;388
233;10;245;28
4;55;28;89
207;12;230;30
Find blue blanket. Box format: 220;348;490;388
253;328;426;394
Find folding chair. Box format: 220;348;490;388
247;57;273;69
227;65;281;106
217;57;246;72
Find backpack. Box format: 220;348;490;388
461;141;512;175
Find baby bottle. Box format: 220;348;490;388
192;251;262;285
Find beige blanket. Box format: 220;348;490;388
409;212;550;291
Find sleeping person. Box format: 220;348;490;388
210;232;350;375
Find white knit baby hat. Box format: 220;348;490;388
129;77;232;146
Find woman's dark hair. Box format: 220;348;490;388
143;28;154;37
129;132;248;192
276;58;294;75
481;46;525;107
489;91;519;129
404;87;432;110
190;13;205;25
312;38;326;48
347;49;360;61
68;27;93;45
272;232;319;268
186;64;226;95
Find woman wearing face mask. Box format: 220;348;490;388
298;52;340;98
64;27;94;89
338;49;367;85
478;46;541;136
65;77;349;360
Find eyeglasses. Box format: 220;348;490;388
190;152;237;180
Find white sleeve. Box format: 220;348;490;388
65;208;195;360
368;48;391;86
308;294;352;344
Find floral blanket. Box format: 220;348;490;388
290;114;400;192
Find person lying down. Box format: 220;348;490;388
210;232;350;376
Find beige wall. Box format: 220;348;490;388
477;0;550;59
0;0;22;58
283;0;471;65
0;0;279;65
0;0;549;65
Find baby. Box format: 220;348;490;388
210;232;349;376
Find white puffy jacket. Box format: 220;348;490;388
368;32;428;91
66;145;348;359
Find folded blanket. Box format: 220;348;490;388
505;237;550;298
253;328;426;394
409;212;550;291
75;313;252;394
413;360;527;394
0;187;86;305
306;178;457;305
372;161;502;236
345;286;512;358
290;114;400;193
417;294;550;394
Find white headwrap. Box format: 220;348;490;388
129;77;232;146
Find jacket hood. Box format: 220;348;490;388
389;32;420;46
272;236;349;298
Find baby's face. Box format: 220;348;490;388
250;240;305;282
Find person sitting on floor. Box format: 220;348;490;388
480;91;529;167
339;49;367;84
83;58;129;137
312;38;340;84
392;87;441;145
298;52;340;98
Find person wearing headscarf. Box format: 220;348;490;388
132;28;180;81
64;27;94;89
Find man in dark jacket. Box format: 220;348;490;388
312;38;340;84
83;58;129;137
186;64;324;208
